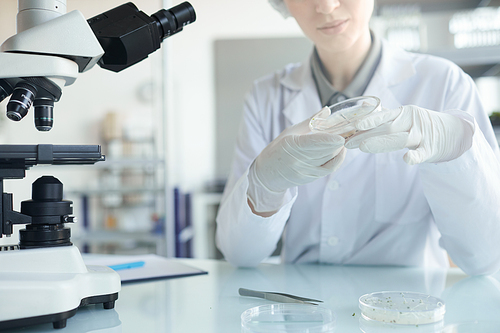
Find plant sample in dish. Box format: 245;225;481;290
309;96;381;139
358;291;445;325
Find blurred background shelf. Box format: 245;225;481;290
72;230;165;255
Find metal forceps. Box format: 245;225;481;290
239;288;323;305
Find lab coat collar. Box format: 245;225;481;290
279;38;416;91
281;52;314;91
280;40;416;126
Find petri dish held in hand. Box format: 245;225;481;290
358;291;445;325
309;96;381;139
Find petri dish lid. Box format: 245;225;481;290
309;96;381;134
358;291;445;325
241;303;336;333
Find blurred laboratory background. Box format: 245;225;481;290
1;0;500;259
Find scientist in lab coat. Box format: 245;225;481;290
215;0;500;275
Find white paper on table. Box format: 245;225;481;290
83;254;207;283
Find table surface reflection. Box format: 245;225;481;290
8;259;500;333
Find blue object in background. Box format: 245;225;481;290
108;261;145;271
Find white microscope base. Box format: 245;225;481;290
0;245;121;330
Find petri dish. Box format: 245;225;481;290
359;316;444;333
309;96;381;139
241;304;336;333
358;291;445;325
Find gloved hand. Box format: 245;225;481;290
345;105;475;165
248;107;347;214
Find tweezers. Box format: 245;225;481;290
239;288;323;305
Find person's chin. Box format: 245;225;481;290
317;35;354;53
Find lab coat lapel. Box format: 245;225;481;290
279;40;415;126
280;57;322;126
340;40;417;169
364;74;401;110
364;40;416;108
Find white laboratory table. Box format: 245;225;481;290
7;259;500;333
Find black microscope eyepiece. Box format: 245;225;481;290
152;2;196;39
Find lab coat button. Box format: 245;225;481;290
337;95;346;102
328;180;340;191
328;236;339;246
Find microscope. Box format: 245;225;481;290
0;0;195;330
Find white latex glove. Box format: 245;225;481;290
248;107;347;213
345;105;475;165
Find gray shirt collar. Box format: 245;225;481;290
311;31;382;107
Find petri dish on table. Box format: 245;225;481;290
309;96;381;139
241;303;336;333
358;291;445;325
359;316;444;333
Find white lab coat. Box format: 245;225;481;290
215;40;500;276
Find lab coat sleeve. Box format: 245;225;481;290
419;125;500;276
419;72;500;276
216;168;297;267
215;80;296;267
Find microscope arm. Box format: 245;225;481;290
0;10;104;90
1;10;104;73
0;53;78;87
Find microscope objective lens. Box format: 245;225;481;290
34;98;54;131
6;82;38;121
